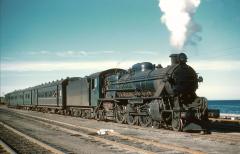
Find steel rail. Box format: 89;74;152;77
0;140;17;154
0;122;65;154
12;109;206;154
6;112;156;154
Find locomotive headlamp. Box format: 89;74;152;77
178;53;187;63
198;76;203;82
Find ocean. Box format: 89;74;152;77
208;100;240;115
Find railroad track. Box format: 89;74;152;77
98;116;240;144
2;108;240;154
0;140;15;154
193;132;240;143
83;115;240;144
2;109;206;154
0;122;65;154
5;106;240;137
105;121;240;144
4;107;240;146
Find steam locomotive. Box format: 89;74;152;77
5;53;209;133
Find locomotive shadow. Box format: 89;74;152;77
210;122;240;133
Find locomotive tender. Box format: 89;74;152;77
5;53;209;132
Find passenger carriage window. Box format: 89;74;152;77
59;90;62;97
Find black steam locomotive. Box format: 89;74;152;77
5;53;209;132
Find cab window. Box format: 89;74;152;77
92;78;97;89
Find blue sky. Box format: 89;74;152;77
0;0;240;99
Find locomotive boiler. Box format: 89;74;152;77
104;53;209;132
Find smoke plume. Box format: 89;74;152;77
159;0;202;49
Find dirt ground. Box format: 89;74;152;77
0;106;239;154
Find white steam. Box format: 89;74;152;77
159;0;202;49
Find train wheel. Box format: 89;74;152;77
139;115;152;127
152;121;160;129
86;111;92;119
115;105;126;124
78;110;82;117
172;118;183;131
95;110;101;121
72;110;77;116
67;110;71;116
126;114;138;125
81;110;87;118
83;110;91;119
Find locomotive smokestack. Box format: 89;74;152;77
170;53;187;65
170;54;179;65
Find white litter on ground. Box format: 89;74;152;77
97;129;114;135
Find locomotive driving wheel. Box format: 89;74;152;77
139;115;152;127
126;114;138;125
94;109;101;121
115;105;126;124
126;104;138;125
172;117;183;131
138;104;152;127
